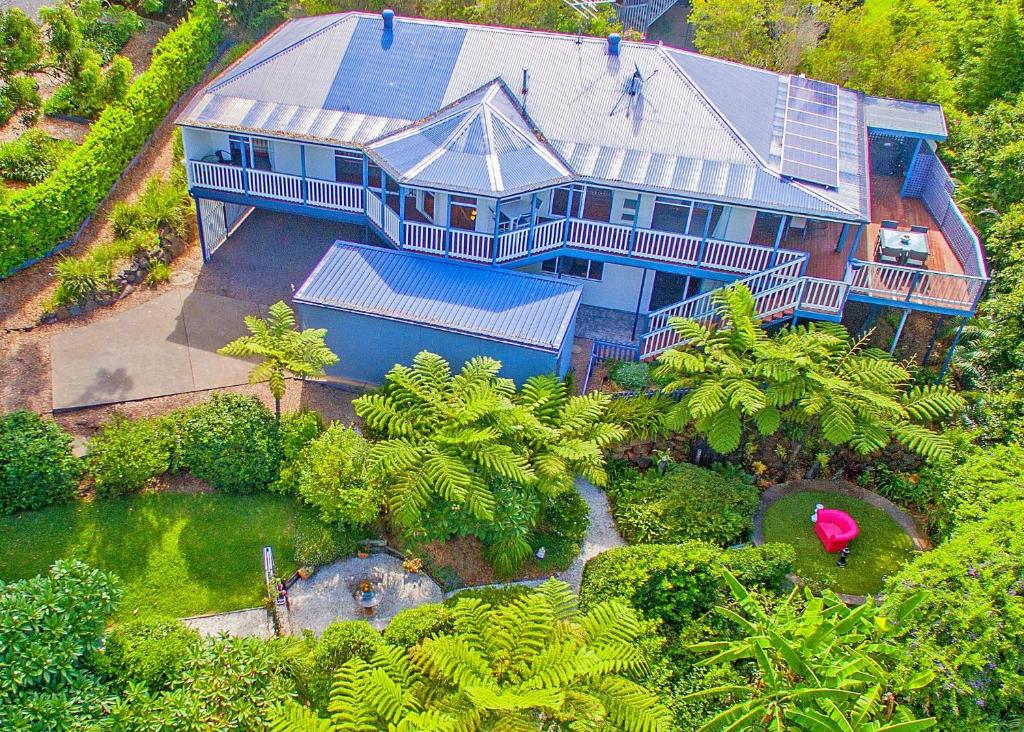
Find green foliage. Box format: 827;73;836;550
604;392;674;441
176;393;281;493
0;130;77;184
97;617;200;688
224;0;288;36
608;461;759;546
609;359;654;391
354;352;623;529
80;1;145;63
382;603;453;648
885;500;1024;730
684;572;936;731
107;635;297;730
218;301;339;418
293;506;358;568
0;0;221;276
0;410;81;514
959;4;1024;113
86;413;172;496
950;93;1024;214
50;252;114;306
289;424;382;529
307;621;384;711
271;579;672;731
0;7;43;77
45;50;134;119
533;487;590;570
654;285;964;460
931;443;1024;538
0;73;41;126
0;560;121;731
272;409;325;493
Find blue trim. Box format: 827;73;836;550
835;223;848;253
770;214;788;267
239;138;249;195
189;187;367;225
444;193;452;257
794;309;843;323
900;138;924;197
527;192;538;255
398;185;406;248
195;198;208;261
867;126;946;142
847;224;864;262
562;185;574;244
938;317;966;381
509;248;739;282
846;292;974;318
627;195;640;256
492;198;501;265
361;156;369;207
300;145;308;205
922;314;944;365
890;308;910;354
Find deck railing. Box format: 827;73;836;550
366;192;383;229
189;160;244;194
189;160;363;212
800;277;848;316
849;260;987;311
307;178;363;212
247;168;303;204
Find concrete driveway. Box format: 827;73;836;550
50;289;262;410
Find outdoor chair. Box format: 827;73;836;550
814;508;859;553
910;225;929;234
880;220;899;230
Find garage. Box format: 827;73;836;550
294;242;582;386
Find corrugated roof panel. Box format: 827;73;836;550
864;96;947;139
294;242;582;351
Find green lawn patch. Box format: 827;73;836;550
761;490;916;596
0;493;299;621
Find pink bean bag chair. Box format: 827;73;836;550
814;509;859;553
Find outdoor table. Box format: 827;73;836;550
876;228;929;267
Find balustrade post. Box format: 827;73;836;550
527;192;538;256
562;186;574;247
847;224;864;263
300;145;308;205
696;205;713;265
444;194;452;258
627;196;640;256
906;271;922;301
492;198;501;265
361;156;369;213
769;214;789;267
834;223;848;253
398;186;406;249
240;144;249;196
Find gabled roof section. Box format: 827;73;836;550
863;96;947;140
368;79;572;195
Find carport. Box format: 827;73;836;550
294;242;583;386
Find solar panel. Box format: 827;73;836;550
780;76;840;189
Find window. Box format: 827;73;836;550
581;186;613;222
367;163;383;190
450;195;477;231
651;196;725;237
334;151;363;185
541;256;604;281
550;187;582;218
420;191;435;219
252;138;271;170
228;135;251;167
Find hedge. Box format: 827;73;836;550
0;0;221;275
0;410;82;514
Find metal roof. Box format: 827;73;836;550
369;79;572;195
863;96;947;139
177;13;913;222
294;241;582;351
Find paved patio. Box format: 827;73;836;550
50;289;261;410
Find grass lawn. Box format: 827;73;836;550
0;493;299;622
762;490;916;596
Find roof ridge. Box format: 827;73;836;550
209;15;354;93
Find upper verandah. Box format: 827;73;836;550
177;10;878;223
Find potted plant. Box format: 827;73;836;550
356;543;370;559
297;566;314;580
402;555;423;573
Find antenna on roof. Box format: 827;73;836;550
609;65;659;117
521;69;529;111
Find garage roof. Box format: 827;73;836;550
294;242;582;352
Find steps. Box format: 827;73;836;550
617;0;678;32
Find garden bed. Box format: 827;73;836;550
0;492;300;621
756;482;925;596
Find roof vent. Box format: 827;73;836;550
382;9;394;32
607;33;621;56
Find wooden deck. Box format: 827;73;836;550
783;175;967;282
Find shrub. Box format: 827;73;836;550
50;253;114;307
722;542;795;590
83;3;145;63
607;462;759;547
0;561;121;731
609;360;654;391
443;584;533;608
932;445;1024;539
0;0;221;275
272;409;325;494
146;260;171;286
291;424;382;528
86;414;172;496
886;500;1024;730
0;130;77;184
175;393;280;493
97;618;200;688
0;410;81;514
533;488;590;571
293;507;357;568
308;621;384;710
0;74;41;126
382;603;453;648
112;174;190;239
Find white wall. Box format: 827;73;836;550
272;140;302;176
724;206;757;243
519;260;656;314
182;128;230;161
304;144;337;181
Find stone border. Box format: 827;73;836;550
751;479;931;605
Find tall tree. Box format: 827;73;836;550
690;0;824;72
271;580;673;731
218;300;339;419
684;571;936;731
653;285;963;460
960;4;1024;112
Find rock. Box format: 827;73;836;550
634;455;652;470
39;312;58;325
68;304;83;317
122;284;135;297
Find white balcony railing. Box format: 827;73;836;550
496;227;531;263
532;220;567;254
247;168;303;203
189;160;244;194
799;277;848;315
450;229;493;263
403;221;446;256
307;178;363;212
366;192;383;229
849;261;985;312
189;160;363;213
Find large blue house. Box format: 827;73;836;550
177;10;985;384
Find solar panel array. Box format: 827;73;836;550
780;76;839;189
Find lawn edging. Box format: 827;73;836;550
751;479;931;605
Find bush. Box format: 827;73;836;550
382;603;453;649
932;445;1024;539
291;424;382;528
112;174;190;239
0;410;81;514
86;414;172;496
176;393;280;493
608;360;654;391
0;130;77;184
722;542;795;591
50;253;114;307
0;74;41;126
98;618;200;688
533;488;590;571
1;560;121;731
83;3;145;63
0;0;221;275
293;507;357;568
886;500;1024;730
443;584;533;608
607;462;759;547
308;621;384;710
